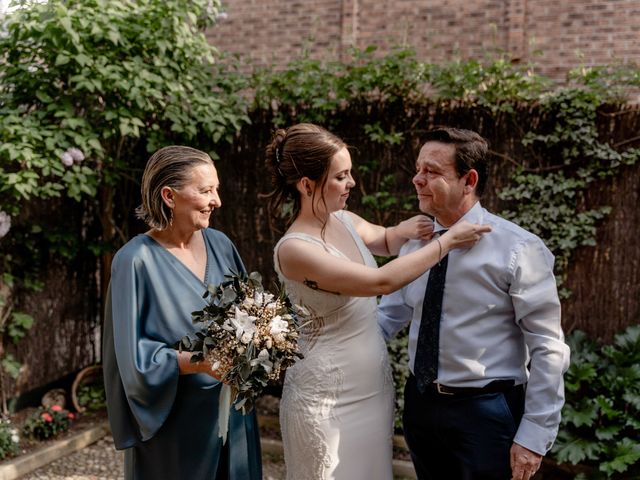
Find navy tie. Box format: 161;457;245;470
414;233;449;393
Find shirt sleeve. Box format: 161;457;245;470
377;285;414;342
509;238;571;455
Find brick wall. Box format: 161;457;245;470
207;0;640;79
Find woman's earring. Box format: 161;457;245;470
307;190;312;197
169;208;174;227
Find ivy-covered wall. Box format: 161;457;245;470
1;1;638;409
5;97;638;398
210;103;640;342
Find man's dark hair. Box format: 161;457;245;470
423;127;489;196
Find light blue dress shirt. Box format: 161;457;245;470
377;202;570;455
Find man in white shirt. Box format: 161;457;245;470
378;128;570;480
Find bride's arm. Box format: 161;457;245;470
277;221;491;297
346;211;434;256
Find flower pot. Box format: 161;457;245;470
71;365;105;413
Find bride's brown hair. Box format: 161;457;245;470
265;123;346;230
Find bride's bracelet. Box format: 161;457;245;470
384;227;391;255
435;237;443;262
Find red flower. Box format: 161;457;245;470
41;413;53;423
51;405;62;412
68;413;75;420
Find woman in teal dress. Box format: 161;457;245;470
103;146;262;479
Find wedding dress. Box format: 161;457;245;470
274;210;395;480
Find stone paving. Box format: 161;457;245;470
20;435;287;480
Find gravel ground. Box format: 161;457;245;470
20;435;287;480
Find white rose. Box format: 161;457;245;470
231;307;257;340
269;315;289;335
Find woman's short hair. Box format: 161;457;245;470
136;145;213;230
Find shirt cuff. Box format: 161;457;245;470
513;417;558;456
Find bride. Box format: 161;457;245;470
266;123;490;479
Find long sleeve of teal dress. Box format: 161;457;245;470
103;228;262;480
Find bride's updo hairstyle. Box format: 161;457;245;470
265;123;346;227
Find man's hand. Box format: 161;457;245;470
510;443;542;480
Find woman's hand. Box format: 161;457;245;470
394;215;435;241
177;351;223;380
440;221;492;251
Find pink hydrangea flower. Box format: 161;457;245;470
41;413;53;423
61;152;74;167
68;413;75;420
0;211;10;239
67;147;85;163
51;405;62;412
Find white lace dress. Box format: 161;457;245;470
274;211;395;480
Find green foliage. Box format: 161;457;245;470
387;331;410;430
6;312;34;343
77;382;106;412
551;326;640;478
426;56;551;110
0;0;244;209
0;417;20;460
252;46;425;127
499;86;639;292
0;354;21;380
0;0;248;402
22;405;75;441
568;64;640;102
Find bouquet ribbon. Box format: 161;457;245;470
218;383;232;444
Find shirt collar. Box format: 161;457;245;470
434;201;483;233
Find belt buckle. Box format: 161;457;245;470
436;383;455;395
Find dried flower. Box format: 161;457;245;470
0;211;10;239
269;315;289;335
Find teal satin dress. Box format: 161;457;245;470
103;228;262;479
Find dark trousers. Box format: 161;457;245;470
403;375;525;480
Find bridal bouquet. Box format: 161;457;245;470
176;271;308;442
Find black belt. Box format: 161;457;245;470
424;379;517;396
